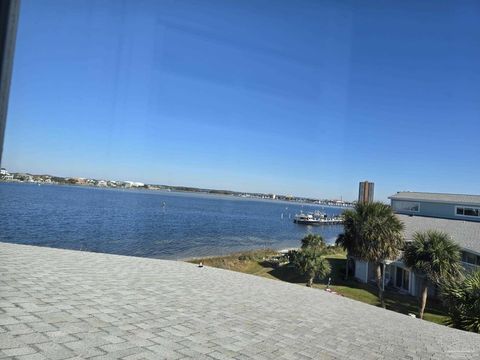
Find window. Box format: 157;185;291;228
462;251;480;265
455;206;480;217
392;201;420;213
395;267;410;291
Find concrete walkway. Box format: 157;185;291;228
0;243;479;359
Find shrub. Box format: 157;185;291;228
442;270;480;333
294;235;331;287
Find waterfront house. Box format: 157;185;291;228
0;168;13;181
13;173;33;182
97;180;108;187
0;168;13;180
353;192;480;297
75;177;87;185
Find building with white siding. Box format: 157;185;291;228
353;192;480;297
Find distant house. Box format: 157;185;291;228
14;173;33;182
353;192;480;297
0;168;13;181
123;181;134;188
97;180;107;187
123;181;144;188
116;181;130;188
73;178;87;185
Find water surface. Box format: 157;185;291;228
0;183;345;259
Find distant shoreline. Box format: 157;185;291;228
0;180;353;208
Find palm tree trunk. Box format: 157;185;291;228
419;281;428;319
375;263;385;308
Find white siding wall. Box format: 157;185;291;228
409;272;416;296
354;259;368;283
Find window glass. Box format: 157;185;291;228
464;208;479;217
456;207;480;217
462;252;477;264
395;267;409;290
402;269;409;290
396;267;402;288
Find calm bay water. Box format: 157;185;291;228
0;183;346;259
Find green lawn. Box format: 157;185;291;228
189;250;449;325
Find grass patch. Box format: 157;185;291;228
188;249;279;276
189;249;449;325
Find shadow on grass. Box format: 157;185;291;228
260;257;344;285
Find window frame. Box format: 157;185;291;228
455;206;480;218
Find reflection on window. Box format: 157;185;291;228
456;207;480;217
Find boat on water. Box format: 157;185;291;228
293;211;343;225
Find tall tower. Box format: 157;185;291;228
358;181;374;203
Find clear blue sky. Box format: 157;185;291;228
3;0;480;201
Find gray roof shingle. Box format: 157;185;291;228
1;242;480;358
390;191;480;205
397;214;480;254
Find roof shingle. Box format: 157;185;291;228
397;214;480;254
1;242;480;358
390;192;480;205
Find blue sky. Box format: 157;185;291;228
3;0;480;201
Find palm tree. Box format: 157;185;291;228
336;208;360;280
301;234;326;250
403;230;461;319
442;270;480;333
295;234;331;287
336;202;404;307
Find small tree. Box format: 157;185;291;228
294;234;331;287
442;270;480;333
403;230;461;319
301;234;326;250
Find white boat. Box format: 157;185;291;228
293;211;343;225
